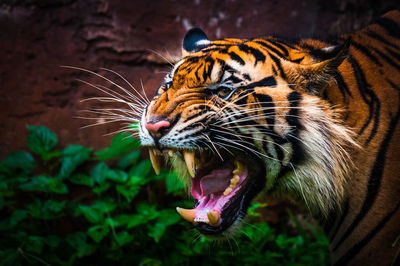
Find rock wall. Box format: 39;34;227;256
1;0;399;158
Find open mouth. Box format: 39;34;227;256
148;147;265;235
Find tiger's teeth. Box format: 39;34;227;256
176;207;196;223
149;148;161;175
232;160;244;175
230;174;240;189
223;187;232;196
183;150;196;178
206;210;220;226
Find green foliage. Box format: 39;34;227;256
0;125;330;265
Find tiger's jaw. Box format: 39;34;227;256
148;148;265;236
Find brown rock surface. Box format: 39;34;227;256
0;0;399;159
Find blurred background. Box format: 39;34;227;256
0;0;399;265
1;0;399;158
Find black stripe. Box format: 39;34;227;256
333;80;399;251
386;47;400;62
254;93;275;129
365;30;399;51
374;17;400;39
243;74;251;81
254;40;284;57
269;53;287;79
225;75;242;84
234;92;249;105
194;64;201;81
275;143;285;161
182;105;211;123
229;51;245;65
204;56;215;81
286;91;304;164
369;46;400;71
351;41;382;66
333;71;353;99
239;76;277;90
238;43;266;65
334;201;400;266
348;56;380;144
268;40;289;56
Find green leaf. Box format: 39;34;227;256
157;209;181;227
92;199;117;213
106;169;128;183
139;258;163;266
116;184;140;202
126;214;147;228
19;176;50;192
93;182;111;195
137;203;159;220
87;225;109;243
48;178;68;194
27;125;58;160
0;249;19;265
42;199;67;213
90;162;109;184
105;214;132;228
96;133;140;160
78;205;104;224
128;160;152;178
43;235;61;248
148;222;166;243
148;209;180;243
9;210;27;227
0;151;35;175
25;235;44;254
70;174;94;187
58;145;92;179
66;232;97;258
114;231;133;246
118;150;141;169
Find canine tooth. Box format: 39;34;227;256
232;161;243;175
223;187;232;196
176;207;196;223
206;210;220;226
183;150;196;178
231;175;240;185
149;148;161;175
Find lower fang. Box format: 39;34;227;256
206;210;220;226
223;187;232;196
176;207;196;223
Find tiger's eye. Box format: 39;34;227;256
218;86;233;99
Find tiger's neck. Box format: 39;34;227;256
317;12;400;265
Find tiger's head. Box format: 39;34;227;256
139;28;356;236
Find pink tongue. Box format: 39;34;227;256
199;169;231;196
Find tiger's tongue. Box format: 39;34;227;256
190;169;232;199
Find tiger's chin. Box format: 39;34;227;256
148;147;265;236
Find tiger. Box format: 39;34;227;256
137;10;400;265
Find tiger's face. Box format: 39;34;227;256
139;28;354;236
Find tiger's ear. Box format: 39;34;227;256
182;28;210;57
282;39;350;95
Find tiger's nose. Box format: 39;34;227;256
144;119;171;136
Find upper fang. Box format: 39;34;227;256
183;150;196;178
149;148;161;175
